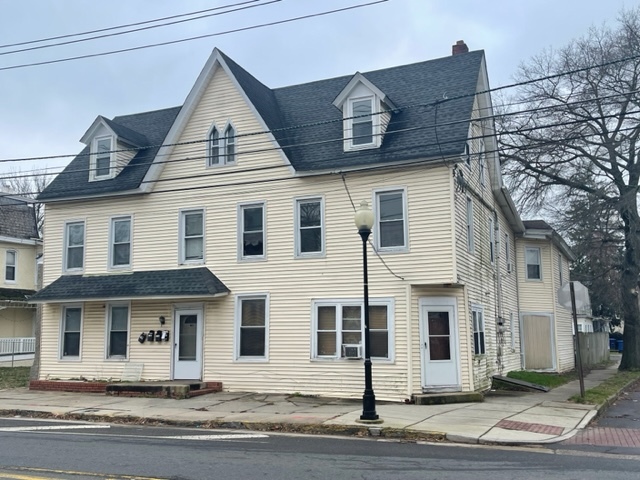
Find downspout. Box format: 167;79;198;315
405;284;413;400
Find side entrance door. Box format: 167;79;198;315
521;314;555;370
419;298;460;391
173;308;203;380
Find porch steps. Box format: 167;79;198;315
106;381;222;399
412;392;484;405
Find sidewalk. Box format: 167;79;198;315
0;362;621;446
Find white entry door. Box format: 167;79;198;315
419;298;460;391
173;308;203;380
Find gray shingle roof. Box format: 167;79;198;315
523;220;554;231
39;49;484;200
29;267;229;302
101;117;149;146
0;287;36;301
39;107;181;201
0;196;38;239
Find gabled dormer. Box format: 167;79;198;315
80;116;148;182
333;73;395;152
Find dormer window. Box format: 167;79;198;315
207;123;236;167
90;135;115;181
351;97;374;146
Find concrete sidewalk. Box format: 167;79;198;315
0;362;621;445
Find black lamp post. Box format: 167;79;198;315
354;200;379;422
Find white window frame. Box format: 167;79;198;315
466;197;474;253
238;202;266;261
5;249;16;283
109;215;132;270
105;302;130;360
206;122;237;167
311;298;394;362
60;304;83;360
346;95;379;150
294;196;325;258
63;220;85;273
471;304;485;355
525;246;542;281
463;141;471;167
488;218;495;265
373;188;408;253
90;135;115;181
505;233;512;273
179;208;205;265
234;293;269;362
479;139;486;187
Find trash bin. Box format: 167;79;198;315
617;339;624;352
610;338;617;351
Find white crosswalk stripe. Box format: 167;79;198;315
0;425;111;432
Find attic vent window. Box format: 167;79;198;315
207;123;236;167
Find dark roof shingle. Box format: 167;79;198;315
0;196;38;239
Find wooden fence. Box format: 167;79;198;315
577;332;610;367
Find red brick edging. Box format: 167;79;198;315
29;380;107;393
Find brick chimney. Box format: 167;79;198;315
452;40;469;55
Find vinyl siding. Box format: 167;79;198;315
0;307;34;338
1;240;37;290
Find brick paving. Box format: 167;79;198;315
565;427;640;447
496;419;564;436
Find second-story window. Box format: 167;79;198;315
65;221;85;272
296;198;324;257
525;247;542;280
110;216;131;268
239;203;265;260
207;124;236;167
375;190;407;251
466;197;474;253
180;209;204;264
5;250;16;282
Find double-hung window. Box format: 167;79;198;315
471;306;485;355
207;124;236;166
93;136;113;179
236;295;268;360
239;203;265;260
61;306;82;359
107;304;129;359
350;97;374;146
180;209;204;264
375;189;407;251
525;247;542;280
466;197;474;253
65;221;85;272
296;198;324;257
110;216;131;268
5;250;16;282
313;300;391;360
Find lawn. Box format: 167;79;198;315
570;370;640;404
0;366;31;389
506;370;578;389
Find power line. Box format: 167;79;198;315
0;1;388;72
0;0;280;57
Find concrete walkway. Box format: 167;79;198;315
0;362;623;445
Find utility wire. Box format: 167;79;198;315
0;1;388;72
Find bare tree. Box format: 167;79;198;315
498;7;640;369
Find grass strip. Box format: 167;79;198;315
0;366;30;389
506;370;578;389
569;370;640;404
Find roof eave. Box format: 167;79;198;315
29;291;230;304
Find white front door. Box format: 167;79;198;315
419;298;460;391
173;308;203;380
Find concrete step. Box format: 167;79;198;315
106;381;222;399
412;392;483;405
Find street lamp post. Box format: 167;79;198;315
354;200;379;422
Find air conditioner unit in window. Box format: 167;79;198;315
342;344;362;359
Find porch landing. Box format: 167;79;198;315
412;392;483;405
30;380;222;399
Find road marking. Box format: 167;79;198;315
0;425;111;432
161;433;269;440
0;466;165;479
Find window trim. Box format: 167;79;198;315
525;246;543;281
373;187;409;253
463;141;471;168
238;201;266;262
90;135;115;181
505;233;512;273
346;95;379;150
108;215;132;270
479;139;486;187
466;197;474;254
206;121;237;167
471;304;486;355
60;304;83;361
311;298;395;362
558;253;564;285
105;302;130;360
488;218;495;265
234;293;270;362
178;208;205;265
63;220;86;274
5;249;16;283
294;196;325;258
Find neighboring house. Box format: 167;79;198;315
0;193;40;355
516;220;576;372
30;42;573;400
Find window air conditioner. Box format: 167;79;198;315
342;344;362;359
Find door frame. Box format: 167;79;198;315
520;311;556;371
171;304;204;380
418;296;461;392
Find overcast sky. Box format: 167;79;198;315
0;0;633;181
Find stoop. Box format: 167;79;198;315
412;392;483;405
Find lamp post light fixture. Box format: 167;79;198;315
354;200;380;422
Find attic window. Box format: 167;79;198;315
345;96;378;150
207;123;236;167
90;135;115;181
